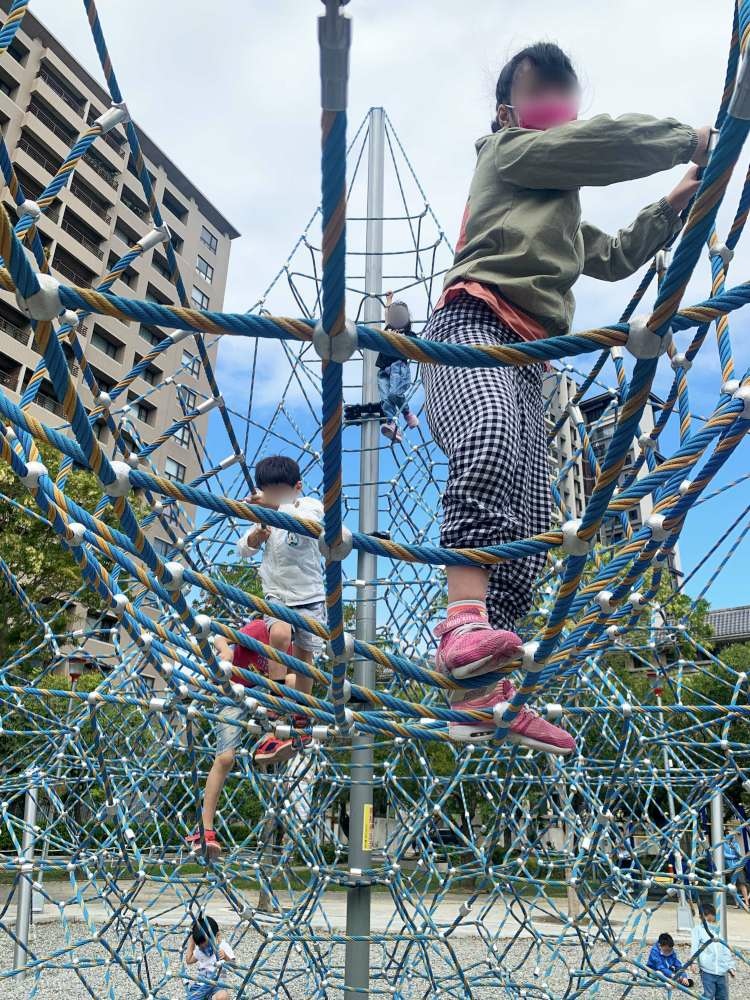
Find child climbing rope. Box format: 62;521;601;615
377;291;419;443
185;914;235;1000
238;455;326;764
422;42;713;750
186;617;292;855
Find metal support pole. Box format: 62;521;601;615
710;789;727;939
344;105;384;1000
13;778;39;979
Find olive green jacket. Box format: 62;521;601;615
443;114;698;335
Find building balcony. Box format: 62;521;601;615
60;215;104;260
53;255;92;287
27;101;77;149
17;135;60;178
0;368;20;391
69;180;112;224
35;391;65;417
37;67;85;117
82;150;119;190
0;313;31;346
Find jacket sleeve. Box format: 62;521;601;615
581;198;680;281
494;114;697;190
237;531;259;559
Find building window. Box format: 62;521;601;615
163;189;188;221
139;325;164;347
93;420;107;442
91;329;120;360
135;402;153;425
174;423;190;447
153;537;171;556
196;255;214;283
142;365;160;386
164;457;186;483
191;286;209;310
180;387;197;410
181;349;200;376
200;225;218;253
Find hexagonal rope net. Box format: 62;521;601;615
0;1;750;997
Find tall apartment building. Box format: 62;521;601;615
0;6;239;670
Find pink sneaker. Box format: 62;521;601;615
381;421;402;443
435;611;522;679
404;410;419;430
450;680;576;755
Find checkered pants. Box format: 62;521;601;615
423;293;551;631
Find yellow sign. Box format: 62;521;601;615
362;804;373;852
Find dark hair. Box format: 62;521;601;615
658;933;674;948
191;914;219;947
702;903;717;919
387;300;412;334
255;455;301;489
491;42;577;132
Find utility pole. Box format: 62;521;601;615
344;105;384;1000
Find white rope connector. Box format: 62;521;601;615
648;513;669;541
606;625;620;640
638;433;656;450
732;383;750;417
67;522;86;547
112;594;128;619
126;452;141;469
561;519;591;556
545;703;563;722
654;248;670;275
521;641;542;672
318;524;353;560
730;56;750;118
566;401;584;425
137;222;170;253
629;591;646;610
218;454;241;470
151;498;164;513
492;700;511;725
95;100;129;133
312;318;358;362
621;701;633;719
610;346;624;361
16;271;63;320
722;378;740;396
169;329;193;345
193;614;211;638
312;724;332;741
140;631;153;651
20;199;41;220
626;316;672;359
195;395;223;415
217;659;233;683
331;633;355;666
709;242;734;269
670;352;691;372
60;309;79;330
104;461;132;497
678;479;692;496
162;561;185;592
20;461;47;489
96;391;112;411
597;590;614;614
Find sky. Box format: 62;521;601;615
27;0;750;609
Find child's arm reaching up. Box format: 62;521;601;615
185;938;197;965
581;165;699;282
238;525;271;558
494;115;711;190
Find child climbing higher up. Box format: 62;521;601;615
377;291;419;443
423;42;713;750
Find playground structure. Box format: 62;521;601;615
0;0;750;996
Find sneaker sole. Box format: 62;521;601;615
449;725;574;756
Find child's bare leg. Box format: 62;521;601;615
291;644;314;697
202;749;235;830
267;619;292;681
446;565;489;605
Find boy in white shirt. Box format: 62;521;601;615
238;456;326;764
185;914;234;1000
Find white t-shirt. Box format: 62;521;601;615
194;939;235;973
238;495;325;606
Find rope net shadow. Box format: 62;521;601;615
0;0;749;996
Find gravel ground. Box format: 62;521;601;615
0;920;747;999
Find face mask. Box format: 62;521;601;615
514;97;578;131
386;303;410;330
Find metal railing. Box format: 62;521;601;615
17;135;60;176
60;217;104;260
28;101;76;146
86;112;125;155
0;369;19;391
0;314;30;346
53;257;90;287
83;151;119;189
121;197;149;221
36;392;64;417
38;68;84;114
70;183;111;223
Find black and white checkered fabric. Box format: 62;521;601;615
423;293;551;631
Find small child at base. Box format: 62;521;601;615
691;904;736;1000
186;618;277;855
422;41;712;749
647;932;693;988
185;915;235;1000
377;291;419;443
238;455;326;765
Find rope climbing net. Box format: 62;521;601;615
0;0;750;996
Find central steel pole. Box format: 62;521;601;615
13;776;38;979
710;789;727;938
344;105;384;1000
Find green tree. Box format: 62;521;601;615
0;445;120;662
